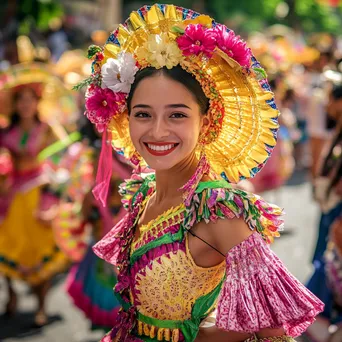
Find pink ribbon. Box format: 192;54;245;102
92;130;113;207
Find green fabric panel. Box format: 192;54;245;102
195;179;231;193
20;131;29;148
137;312;183;329
191;276;225;320
180;319;200;342
114;292;131;311
130;228;184;264
182;277;225;342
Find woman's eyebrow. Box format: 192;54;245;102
165;104;191;109
132;104;151;109
132;104;191;109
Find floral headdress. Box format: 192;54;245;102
77;4;280;205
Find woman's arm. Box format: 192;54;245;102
190;215;320;341
195;326;291;342
195;326;252;342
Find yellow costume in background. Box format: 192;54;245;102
0;122;68;285
0;63;72;285
0;184;67;284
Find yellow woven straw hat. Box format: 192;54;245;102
80;4;280;183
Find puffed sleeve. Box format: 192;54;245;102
216;232;324;337
93;172;155;266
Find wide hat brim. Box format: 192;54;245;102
104;4;280;183
0;63;78;125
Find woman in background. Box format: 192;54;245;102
0;84;68;326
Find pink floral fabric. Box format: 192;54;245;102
216;232;324;337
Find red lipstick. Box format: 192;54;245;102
144;142;179;157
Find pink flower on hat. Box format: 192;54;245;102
213;24;252;68
85;87;126;127
176;24;216;58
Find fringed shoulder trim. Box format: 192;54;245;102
119;172;155;210
184;180;284;243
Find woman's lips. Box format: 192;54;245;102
144;142;179;156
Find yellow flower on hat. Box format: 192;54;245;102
136;33;182;69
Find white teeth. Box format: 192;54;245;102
147;144;175;151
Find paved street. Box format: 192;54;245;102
0;170;320;342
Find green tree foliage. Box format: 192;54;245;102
205;0;342;34
0;0;63;34
124;0;342;34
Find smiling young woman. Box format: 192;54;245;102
78;4;324;342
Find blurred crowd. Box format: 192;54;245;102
0;11;341;342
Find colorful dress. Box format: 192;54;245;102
66;201;124;330
62;145;130;329
0;123;68;285
93;172;324;342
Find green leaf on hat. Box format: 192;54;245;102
87;45;102;59
171;26;185;34
253;67;267;80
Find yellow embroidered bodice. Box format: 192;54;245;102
133;234;225;321
128;198;226;340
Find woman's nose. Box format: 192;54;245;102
151;117;169;140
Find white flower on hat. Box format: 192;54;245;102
101;52;138;94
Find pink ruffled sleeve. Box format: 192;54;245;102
92;215;128;266
216;232;324;337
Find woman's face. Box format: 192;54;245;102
15;88;39;119
129;75;209;171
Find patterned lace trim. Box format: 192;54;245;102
132;203;186;252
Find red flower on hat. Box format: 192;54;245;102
213;24;252;68
85;87;126;128
176;24;216;58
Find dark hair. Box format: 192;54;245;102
77;114;101;149
332;85;342;100
283;88;295;103
9;87;40;129
321;130;342;196
126;66;210;115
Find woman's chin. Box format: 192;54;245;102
142;156;178;172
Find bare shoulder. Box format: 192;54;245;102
193;217;253;256
211;217;254;255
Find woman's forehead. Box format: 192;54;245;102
131;75;198;108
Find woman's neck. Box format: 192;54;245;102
154;153;199;204
19;117;36;131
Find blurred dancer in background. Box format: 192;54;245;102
305;84;342;342
63;120;130;332
251;78;297;194
0;68;69;327
305;52;334;179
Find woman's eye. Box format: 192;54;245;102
134;112;150;118
170;112;187;118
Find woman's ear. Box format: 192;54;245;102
200;116;211;136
